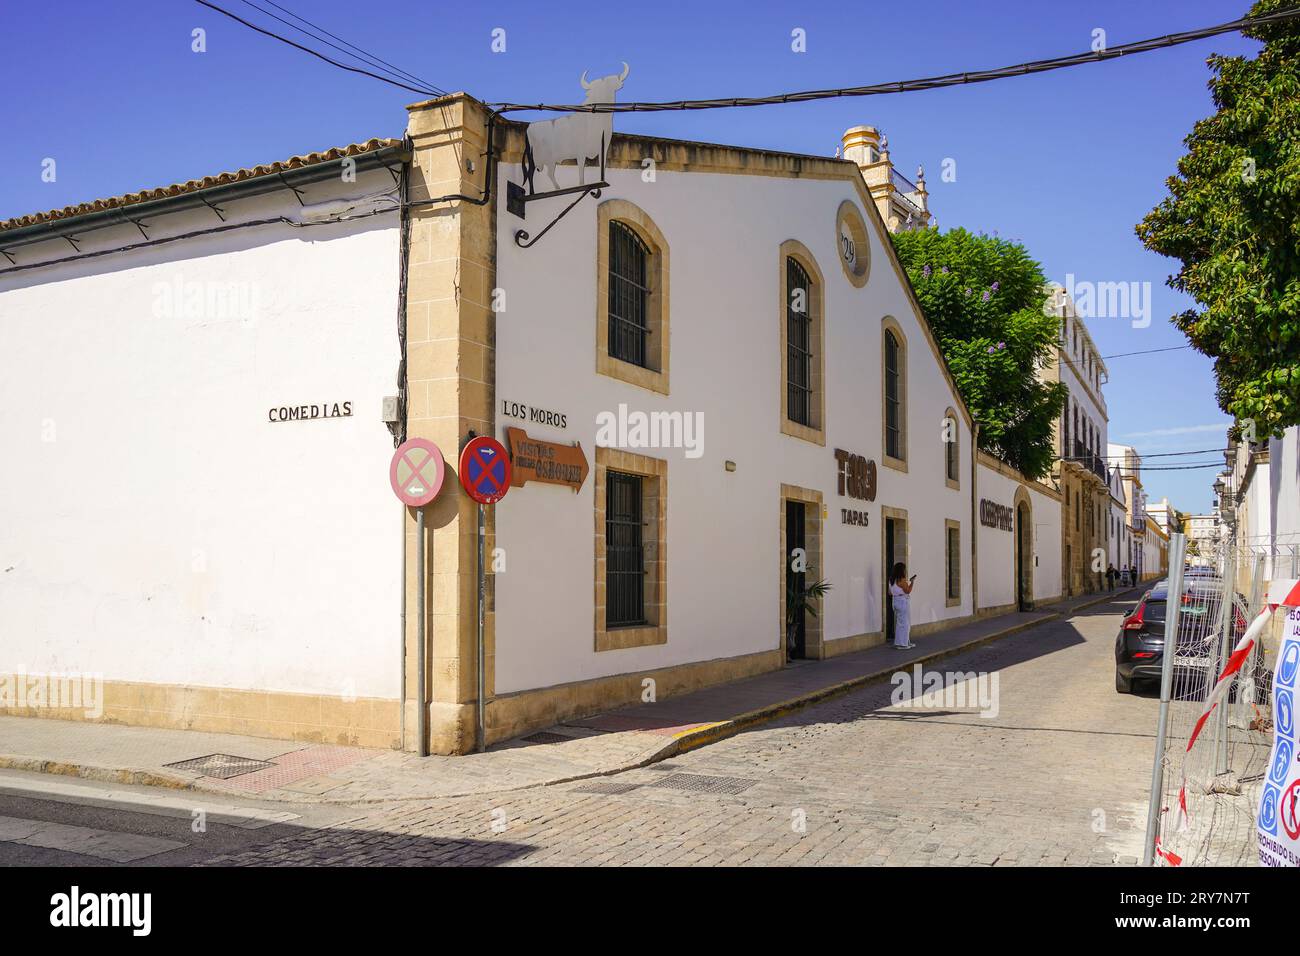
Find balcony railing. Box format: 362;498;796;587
1069;440;1108;481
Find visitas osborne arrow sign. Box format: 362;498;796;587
506;427;589;492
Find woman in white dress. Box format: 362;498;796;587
889;562;917;649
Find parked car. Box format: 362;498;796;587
1114;581;1264;696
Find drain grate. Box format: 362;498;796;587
649;773;756;795
163;754;277;779
522;732;573;745
571;780;643;795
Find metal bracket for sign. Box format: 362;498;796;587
514;185;604;249
508;133;609;248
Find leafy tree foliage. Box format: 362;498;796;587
892;227;1067;480
1137;0;1300;436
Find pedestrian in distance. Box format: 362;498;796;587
1106;563;1117;591
890;562;916;649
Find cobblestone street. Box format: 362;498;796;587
197;594;1156;866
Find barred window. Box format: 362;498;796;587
885;330;902;460
945;415;959;483
608;221;650;368
605;470;646;628
946;524;961;601
786;257;813;427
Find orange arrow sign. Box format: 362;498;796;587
505;427;589;492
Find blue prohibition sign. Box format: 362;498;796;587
1279;641;1300;687
468;448;506;495
1260;785;1279;835
1278;689;1294;739
1272;738;1294;787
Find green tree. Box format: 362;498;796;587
891;227;1067;479
1137;0;1300;436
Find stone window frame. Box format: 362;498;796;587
779;484;825;658
944;518;962;607
943;405;960;490
882;316;908;472
778;239;826;446
596;199;670;395
594;446;667;652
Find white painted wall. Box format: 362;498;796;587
1269;427;1300;577
973;461;1062;610
0;174;402;698
1029;484;1063;603
492;157;978;695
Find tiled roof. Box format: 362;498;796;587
0;138;403;234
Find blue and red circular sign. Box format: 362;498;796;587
459;436;511;505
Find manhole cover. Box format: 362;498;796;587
649;773;756;795
163;754;276;779
571;780;643;795
522;732;572;745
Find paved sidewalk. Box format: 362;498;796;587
0;589;1136;804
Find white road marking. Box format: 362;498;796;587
0;777;300;829
0;814;186;862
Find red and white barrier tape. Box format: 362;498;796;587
1173;606;1273;832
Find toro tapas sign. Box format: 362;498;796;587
459;436;512;505
506;427;589;492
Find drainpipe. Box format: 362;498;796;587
970;420;980;616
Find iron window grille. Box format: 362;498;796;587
945;421;958;482
606;470;647;628
608;221;651;368
946;526;961;600
786;257;814;427
885;330;902;459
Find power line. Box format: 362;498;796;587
193;0;441;97
242;0;445;96
1133;462;1232;471
1100;344;1194;360
492;7;1300;114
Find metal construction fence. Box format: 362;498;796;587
1144;537;1299;866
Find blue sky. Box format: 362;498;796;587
1;0;1256;512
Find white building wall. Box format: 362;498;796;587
1270;427;1300;576
491;160;974;695
971;461;1064;610
1029;484;1063;603
0;178;402;698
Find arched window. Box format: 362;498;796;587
786;256;814;427
597;199;670;394
883;324;906;466
778;240;825;443
944;407;959;488
608;221;649;367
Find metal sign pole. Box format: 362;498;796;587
477;502;487;754
416;505;427;758
1142;532;1188;865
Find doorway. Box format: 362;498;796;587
883;514;906;644
785;500;806;660
1016;501;1032;610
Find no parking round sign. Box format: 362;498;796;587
389;438;446;507
459;436;511;505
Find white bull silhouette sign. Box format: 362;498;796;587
523;63;629;194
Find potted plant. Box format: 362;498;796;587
786;578;832;660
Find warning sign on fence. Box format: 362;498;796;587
1259;601;1300;866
